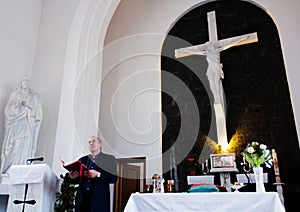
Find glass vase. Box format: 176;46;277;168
253;166;266;192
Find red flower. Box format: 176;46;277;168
186;157;200;171
186;157;195;162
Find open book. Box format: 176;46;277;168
61;159;89;180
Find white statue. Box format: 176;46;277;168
0;75;43;174
175;36;250;106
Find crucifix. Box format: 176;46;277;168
13;184;36;212
175;11;258;148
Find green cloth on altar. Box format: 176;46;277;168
187;185;219;193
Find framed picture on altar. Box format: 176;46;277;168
210;153;238;173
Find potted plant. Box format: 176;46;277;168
54;173;77;212
186;157;200;176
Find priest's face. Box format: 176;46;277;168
88;137;102;155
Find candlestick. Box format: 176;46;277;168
271;149;285;205
202;160;209;175
272;149;281;183
242;156;251;173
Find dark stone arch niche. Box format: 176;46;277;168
161;0;300;209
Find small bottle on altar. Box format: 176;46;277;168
158;175;165;193
166;180;174;193
152;174;165;193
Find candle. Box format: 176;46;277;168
272;149;281;183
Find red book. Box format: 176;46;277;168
62;160;89;181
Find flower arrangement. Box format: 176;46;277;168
241;141;271;167
185;157;200;171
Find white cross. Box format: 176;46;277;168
175;11;258;147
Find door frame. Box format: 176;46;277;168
114;157;146;212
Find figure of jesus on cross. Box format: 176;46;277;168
175;11;258;147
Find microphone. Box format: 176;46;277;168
26;157;44;164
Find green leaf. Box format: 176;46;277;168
54;173;76;211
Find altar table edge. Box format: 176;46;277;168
124;192;285;212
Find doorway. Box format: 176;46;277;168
114;157;146;212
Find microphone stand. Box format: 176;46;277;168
240;160;252;191
13;157;43;212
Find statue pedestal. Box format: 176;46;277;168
0;177;10;212
7;164;59;212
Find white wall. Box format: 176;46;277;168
32;0;80;168
256;0;300;137
50;0;122;175
0;0;299;180
101;0;209;180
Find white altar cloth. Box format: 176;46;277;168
7;164;59;212
124;192;285;212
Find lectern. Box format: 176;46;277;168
7;164;59;212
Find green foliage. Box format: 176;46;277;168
185;157;200;171
241;141;271;167
54;173;77;212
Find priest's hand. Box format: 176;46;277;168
88;169;101;178
69;171;79;179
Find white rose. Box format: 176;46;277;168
247;146;255;153
260;144;267;150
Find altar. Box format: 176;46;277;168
124;192;285;212
6;164;59;212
